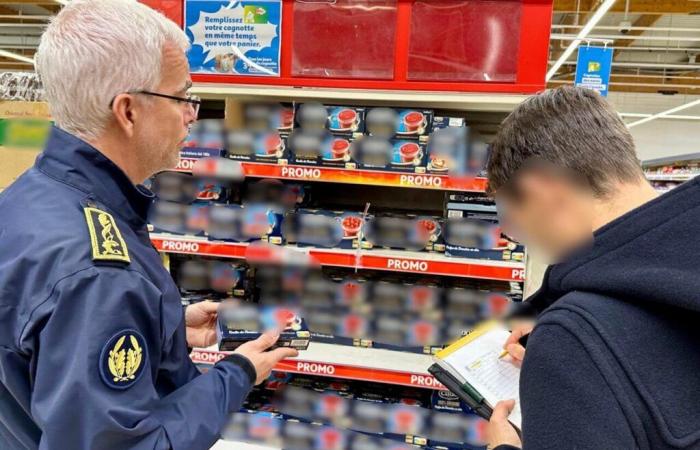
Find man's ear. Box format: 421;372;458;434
111;94;138;138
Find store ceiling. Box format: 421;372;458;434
550;0;700;95
0;0;697;96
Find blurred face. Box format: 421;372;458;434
135;41;196;176
495;170;595;263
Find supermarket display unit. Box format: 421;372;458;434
152;95;526;449
644;152;700;193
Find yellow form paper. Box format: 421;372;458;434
436;322;522;428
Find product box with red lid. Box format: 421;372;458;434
295;102;366;136
225;130;289;165
243;103;295;133
217;302;311;351
287;130;356;168
361;215;442;252
351;136;427;173
366;107;434;141
281;209;365;250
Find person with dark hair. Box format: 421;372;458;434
484;86;700;449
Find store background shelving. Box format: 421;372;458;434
644;152;700;192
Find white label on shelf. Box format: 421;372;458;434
296;361;336;375
512;268;526;280
410;374;443;388
281;166;322;179
399;174;443;187
177;158;196;171
387;259;429;272
161;240;200;253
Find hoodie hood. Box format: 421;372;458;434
528;175;700;314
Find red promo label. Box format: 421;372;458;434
189;352;446;390
152;238;247;259
156;239;201;254
274;359;446;390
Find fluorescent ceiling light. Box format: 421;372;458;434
627;99;700;128
546;0;617;81
0;49;34;64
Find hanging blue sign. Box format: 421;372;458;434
185;0;282;77
575;45;613;96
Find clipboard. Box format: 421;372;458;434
428;363;493;421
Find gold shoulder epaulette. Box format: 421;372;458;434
83;206;131;264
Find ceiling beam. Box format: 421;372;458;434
550;0;598;73
613;14;662;59
554;0;700;14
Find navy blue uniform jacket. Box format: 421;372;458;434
500;176;700;450
0;127;255;450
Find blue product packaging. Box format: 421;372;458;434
362;216;442;252
443;217;522;261
210;261;247;297
185;202;210;236
206;203;283;244
179;146;226;159
149;200;188;235
244;103;295;132
152;172;228;204
281;209;364;250
366;107;434;140
351;136;427;172
181;119;226;154
426;126;468;176
226;130;288;164
295;102;366;135
217;302;311;351
287;129;356;168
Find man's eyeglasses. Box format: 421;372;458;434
109;90;202;118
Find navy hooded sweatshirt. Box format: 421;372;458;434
497;176;700;450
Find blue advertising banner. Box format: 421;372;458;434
574;45;613;96
185;0;281;77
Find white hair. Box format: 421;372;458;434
35;0;189;141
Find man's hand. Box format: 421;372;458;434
504;320;535;362
487;400;522;449
185;301;219;348
234;330;299;384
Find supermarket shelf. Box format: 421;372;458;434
175;158;488;192
643;152;700;169
192;82;528;112
150;234;526;282
645;173;698;182
191;342;445;391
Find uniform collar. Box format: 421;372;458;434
36;126;154;226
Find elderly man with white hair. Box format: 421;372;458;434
0;1;296;449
